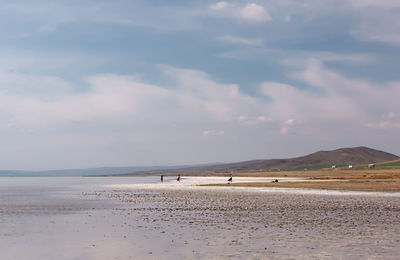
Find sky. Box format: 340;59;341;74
0;0;400;170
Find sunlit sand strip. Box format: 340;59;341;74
102;176;306;190
103;176;309;188
102;176;400;197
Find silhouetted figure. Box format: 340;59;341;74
227;174;232;184
161;175;164;182
177;174;180;182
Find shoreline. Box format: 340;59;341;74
104;169;400;193
204;180;400;193
102;176;400;196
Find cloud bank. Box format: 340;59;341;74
0;0;399;169
1;59;399;169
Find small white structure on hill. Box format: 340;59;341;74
368;163;375;169
331;165;336;169
348;164;353;169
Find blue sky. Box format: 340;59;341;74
1;0;400;170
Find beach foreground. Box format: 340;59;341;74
1;177;399;259
88;181;400;259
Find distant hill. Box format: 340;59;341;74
0;166;186;177
0;146;398;177
0;163;221;177
150;146;399;173
228;146;399;171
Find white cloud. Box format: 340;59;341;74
0;72;173;128
350;14;400;46
202;130;213;135
217;35;263;46
239;3;271;22
208;2;271;23
0;65;279;169
1;60;399;169
306;52;374;64
2;71;70;90
286;119;294;125
209;1;229;10
261;80;357;123
238;115;272;125
245;0;400;46
0;65;276;136
280;119;295;135
261;59;400;134
202;130;225;135
3;61;398;140
159;65;271;123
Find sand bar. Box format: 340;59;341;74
103;176;400;197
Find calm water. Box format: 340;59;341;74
0;176;159;212
0;176;159;260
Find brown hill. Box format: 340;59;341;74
227;146;399;171
167;146;399;173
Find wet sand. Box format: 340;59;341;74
1;177;399;259
84;183;400;259
209;180;400;192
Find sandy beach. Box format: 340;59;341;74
107;175;400;193
144;170;400;193
1;177;399;259
90;177;400;259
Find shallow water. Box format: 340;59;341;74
0;177;158;260
1;177;399;259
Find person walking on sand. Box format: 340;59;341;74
177;174;180;182
161;175;164;182
227;174;232;184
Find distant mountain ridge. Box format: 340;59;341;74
156;146;399;173
0;163;221;177
0;146;398;176
0;166;174;177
